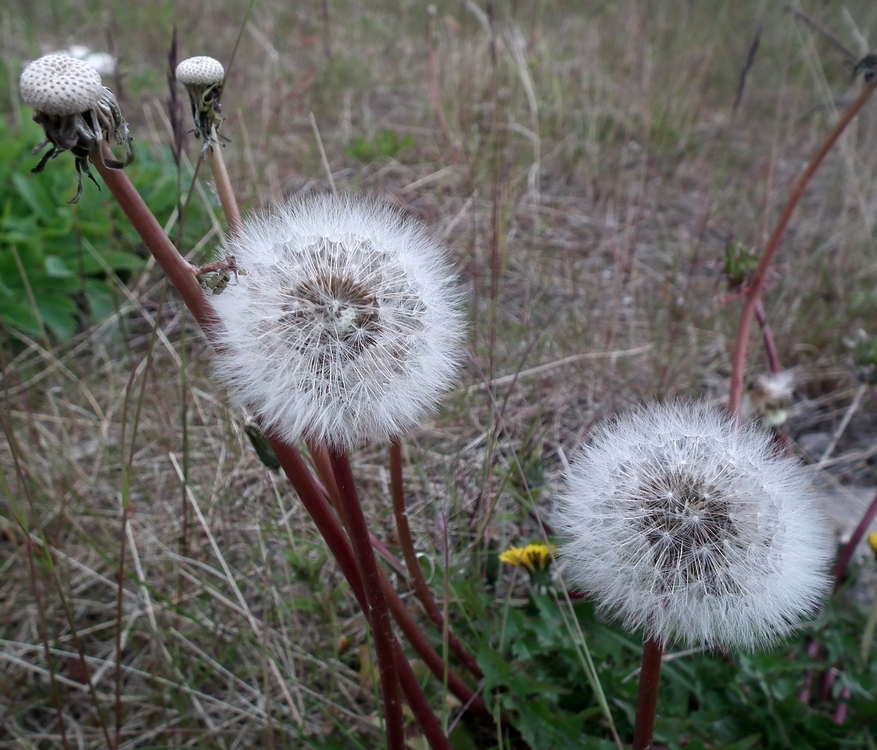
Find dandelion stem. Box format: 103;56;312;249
268;438;452;749
832;486;877;594
390;438;484;679
754;301;780;374
728;80;877;417
327;447;406;750
318;452;491;722
312;445;488;721
380;561;493;720
88;158;446;746
309;439;408;576
632;636;664;750
89;150;221;340
207;128;242;235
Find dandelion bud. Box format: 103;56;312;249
555;401;832;649
211;194;466;448
19;54;132;203
175;56;225;143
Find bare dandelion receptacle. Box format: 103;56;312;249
175;55;226;143
19;54;132;202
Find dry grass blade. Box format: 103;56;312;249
168;452;305;729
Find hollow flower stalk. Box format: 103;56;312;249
555;401;832;649
211;193;465;447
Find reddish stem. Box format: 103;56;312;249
754;301;780;374
309;444;493;721
268;438;451;750
380;557;492;720
327;448;405;750
90;152;221;340
312;442;489;719
728;81;877;417
86;159;447;747
632;637;664;750
798;638;822;705
833;686;851;725
390;439;484;679
832;487;877;594
309;439;407;576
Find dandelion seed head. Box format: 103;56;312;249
212;194;465;447
554;401;832;649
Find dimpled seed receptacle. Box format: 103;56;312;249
20;54;103;116
176;56;224;86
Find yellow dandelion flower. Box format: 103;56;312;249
500;543;556;591
499;546;525;568
500;543;555;571
868;532;877;557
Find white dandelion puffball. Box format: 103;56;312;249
212;194;466;447
555;401;832;649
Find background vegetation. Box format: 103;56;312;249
2;1;877;747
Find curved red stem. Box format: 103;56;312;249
728;81;877;417
390;439;484;679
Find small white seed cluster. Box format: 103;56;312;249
175;56;225;87
20;54;103;116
